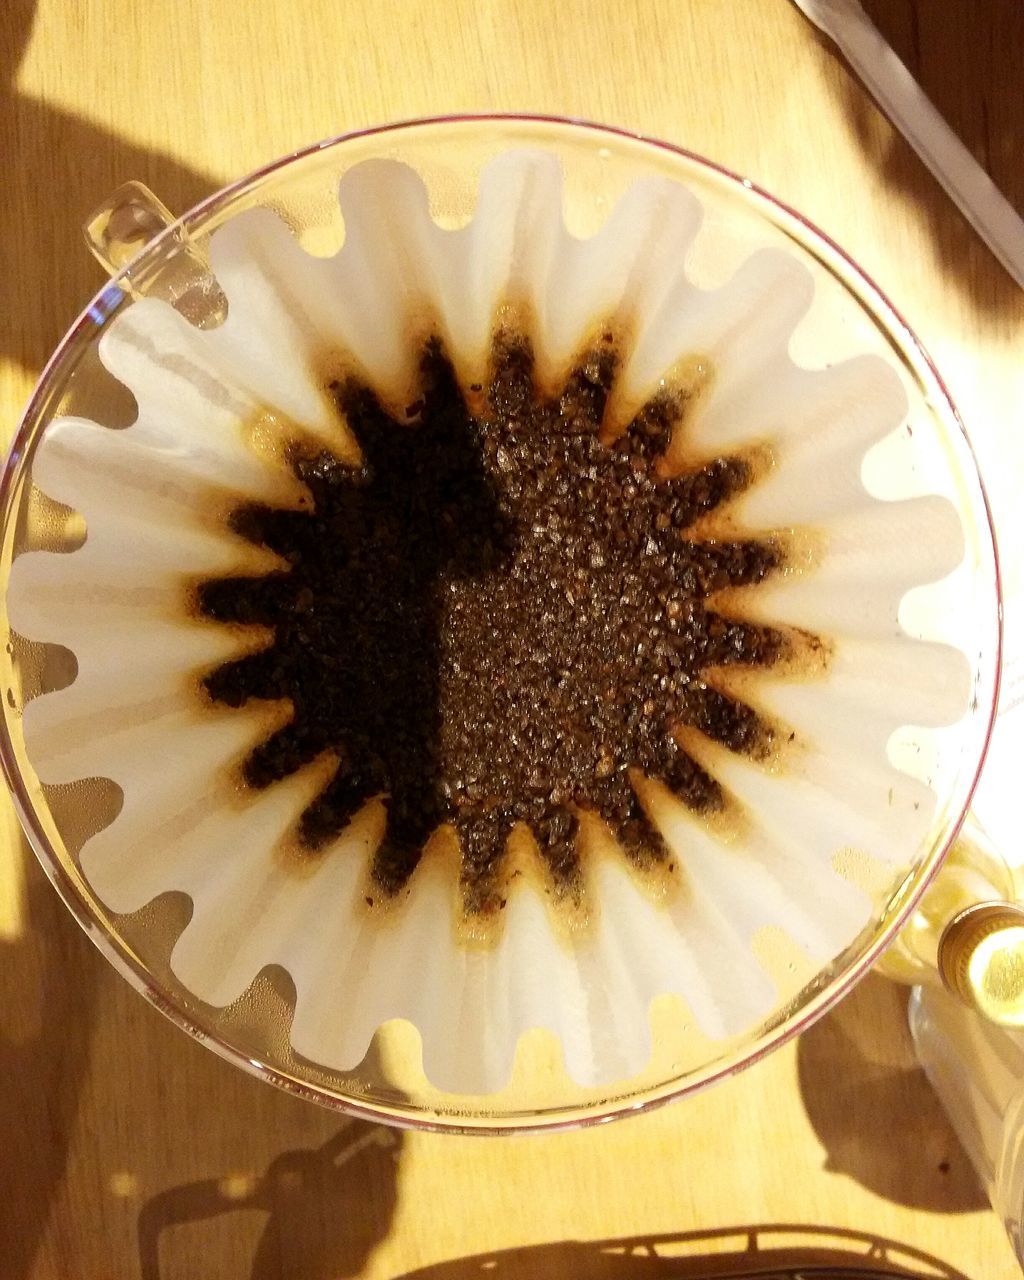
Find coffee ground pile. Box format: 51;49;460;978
198;337;785;912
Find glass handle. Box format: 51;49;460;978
81;180;227;327
83;181;177;276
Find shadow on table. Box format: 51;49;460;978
797;973;985;1213
2;12;401;1279
816;0;1024;325
0;838;99;1280
393;1224;973;1280
0;0;219;378
137;1118;401;1280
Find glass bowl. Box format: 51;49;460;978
0;115;1000;1132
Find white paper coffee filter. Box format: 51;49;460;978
8;151;972;1093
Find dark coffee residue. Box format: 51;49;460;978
198;336;785;913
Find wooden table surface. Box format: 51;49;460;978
2;1;1023;1277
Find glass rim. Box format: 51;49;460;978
0;111;1004;1134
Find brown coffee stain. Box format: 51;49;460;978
639;742;749;850
188;319;826;938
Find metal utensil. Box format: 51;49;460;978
790;0;1024;290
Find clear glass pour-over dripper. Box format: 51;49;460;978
0;116;1003;1131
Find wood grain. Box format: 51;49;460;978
1;1;1022;1277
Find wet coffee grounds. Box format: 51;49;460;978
198;336;785;913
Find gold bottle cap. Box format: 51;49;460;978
938;900;1024;1026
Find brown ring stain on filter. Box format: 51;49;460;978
191;324;825;933
602;352;714;469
